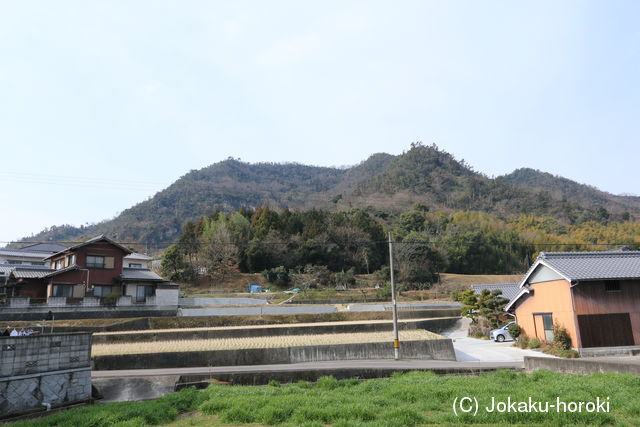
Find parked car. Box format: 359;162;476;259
490;321;515;342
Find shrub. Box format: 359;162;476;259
470;330;487;339
264;266;290;288
528;338;541;349
268;379;280;387
516;334;529;349
552;322;572;350
375;284;392;300
468;323;491;339
507;323;521;339
543;345;580;358
104;293;119;306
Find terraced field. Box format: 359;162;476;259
92;330;442;356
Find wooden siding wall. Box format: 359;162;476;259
514;279;579;346
572;280;640;346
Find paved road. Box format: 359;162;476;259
92;359;521;378
443;318;555;362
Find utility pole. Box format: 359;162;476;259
388;232;400;360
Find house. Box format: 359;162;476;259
1;235;178;320
0;243;68;298
505;250;640;351
124;252;154;269
0;242;68;267
470;283;519;301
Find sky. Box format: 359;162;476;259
1;1;639;243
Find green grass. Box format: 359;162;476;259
14;370;640;426
11;388;206;427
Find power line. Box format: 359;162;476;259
0;172;170;192
1;239;638;249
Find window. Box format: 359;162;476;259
605;280;621;292
86;256;105;268
7;260;22;265
31;262;45;266
541;313;554;342
129;263;142;268
136;285;155;302
54;259;64;269
67;255;76;266
52;285;73;298
94;285;115;297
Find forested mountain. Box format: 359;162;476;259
502;168;640;219
15;143;640;250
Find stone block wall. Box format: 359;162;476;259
0;332;92;417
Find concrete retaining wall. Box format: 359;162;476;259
93;376;180;403
179;298;269;306
288;299;389;304
91;317;460;344
0;333;92;416
93;339;456;370
0;308;178;322
579;345;640;358
93;362;508;402
524;356;640;375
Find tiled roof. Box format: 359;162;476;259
120;268;165;282
16;243;69;253
0;264;51;277
539;251;640;281
45;235;132;259
0;249;48;259
125;252;153;261
43;265;80;278
11;267;54;279
470;283;520;301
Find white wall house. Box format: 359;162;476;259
123;252;154;269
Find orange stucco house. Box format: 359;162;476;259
505;250;640;351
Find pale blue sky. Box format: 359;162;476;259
1;1;639;242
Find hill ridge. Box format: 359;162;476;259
13;143;640;248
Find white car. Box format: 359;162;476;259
490;321;515;342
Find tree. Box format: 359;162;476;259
251;205;281;239
394;232;446;287
477;289;509;328
456;288;508;328
334;267;356;290
160;244;194;282
457;290;480;321
199;226;239;283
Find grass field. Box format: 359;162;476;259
13;370;640;426
92;330;442;356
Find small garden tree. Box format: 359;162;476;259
456;288;509;337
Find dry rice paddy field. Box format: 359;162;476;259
92;330;442;356
94;318;438;336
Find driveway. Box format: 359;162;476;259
443;318;555;362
